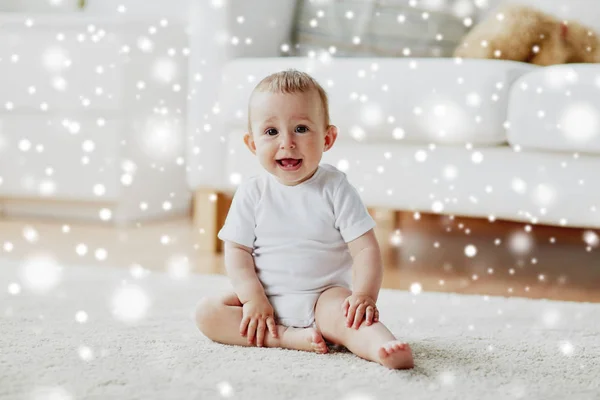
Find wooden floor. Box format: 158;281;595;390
0;215;599;303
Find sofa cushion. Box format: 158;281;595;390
292;0;468;58
507;64;600;155
223;131;600;229
219;57;535;145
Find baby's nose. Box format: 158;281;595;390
280;132;296;149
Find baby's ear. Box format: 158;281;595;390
324;125;338;152
244;132;257;154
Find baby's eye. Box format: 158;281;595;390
295;125;309;134
265;128;278;136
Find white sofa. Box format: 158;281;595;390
186;0;600;246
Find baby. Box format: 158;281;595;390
194;69;414;370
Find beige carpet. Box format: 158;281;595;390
1;257;599;400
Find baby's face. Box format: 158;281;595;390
245;90;336;186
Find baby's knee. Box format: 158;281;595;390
194;297;219;334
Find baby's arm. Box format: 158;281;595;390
343;229;383;328
224;241;264;303
348;229;383;300
223;241;277;345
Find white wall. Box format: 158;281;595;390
0;15;191;224
0;0;193;21
84;0;193;21
0;0;81;13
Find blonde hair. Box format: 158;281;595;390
247;69;330;133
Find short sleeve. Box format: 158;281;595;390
333;176;376;243
217;181;257;248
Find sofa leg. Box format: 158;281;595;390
192;189;232;253
368;208;402;264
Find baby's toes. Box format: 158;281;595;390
312;342;328;354
378;341;414;369
378;345;391;359
393;342;407;351
379;341;409;358
310;330;328;354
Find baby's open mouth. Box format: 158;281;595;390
276;158;302;171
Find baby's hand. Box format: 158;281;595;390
240;296;278;347
341;293;379;329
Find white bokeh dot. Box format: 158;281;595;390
542;309;560;327
439;371;455;386
166;255;191;280
82;140;95;153
337;159;349;171
392;127;405;140
415;150;427;162
359;103;384;126
532;184;556;208
508;231;534;255
23;226;39;243
78;345;95;361
229;173;242;185
8;282;21;295
511;178;527;195
583;231;599;247
559;103;599;142
111;284;150;323
466;92;481;107
4;242;14;252
464;244;477;257
95;248;107;261
443;165;458;180
99;208;112;221
19;139;32;152
390;231;402;246
75;244;88;256
217;381;234;398
471;151;483;164
93;184;106;196
560;341;574;356
121;174;133;186
432;201;444;213
410;282;422;294
350;126;366;141
19;255;62;294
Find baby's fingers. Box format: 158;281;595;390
267;317;277;338
365;306;375;325
346;302;358;327
341;298;349;317
256;319;266;347
353;304;367;329
239;316;250;336
247;319;258;344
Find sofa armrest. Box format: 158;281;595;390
186;0;297;190
507;64;600;154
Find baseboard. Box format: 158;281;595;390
0;196;191;226
0;196;115;223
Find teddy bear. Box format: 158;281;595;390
453;3;600;66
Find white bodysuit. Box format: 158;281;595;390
217;164;376;328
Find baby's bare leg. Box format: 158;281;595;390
194;292;327;353
314;287;414;369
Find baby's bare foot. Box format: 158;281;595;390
378;341;414;369
279;327;328;354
